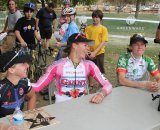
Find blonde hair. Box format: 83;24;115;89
0;72;7;80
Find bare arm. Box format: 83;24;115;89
52;19;56;33
155;28;160;39
94;41;106;55
34;30;41;41
52;19;56;29
87;41;106;59
35;18;39;31
15;30;27;47
26;88;36;110
0;123;19;130
118;72;159;92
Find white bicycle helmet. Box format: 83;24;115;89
62;7;76;15
63;0;70;5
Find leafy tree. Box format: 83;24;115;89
106;0;159;18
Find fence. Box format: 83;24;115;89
0;11;159;38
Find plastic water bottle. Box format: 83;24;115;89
12;107;24;129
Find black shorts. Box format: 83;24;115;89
158;23;160;29
40;28;52;39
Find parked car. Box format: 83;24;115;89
103;5;110;11
89;5;98;11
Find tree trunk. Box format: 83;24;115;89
41;0;45;7
135;0;141;19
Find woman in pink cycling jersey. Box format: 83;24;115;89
32;33;112;103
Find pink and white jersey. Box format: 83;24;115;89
31;57;112;103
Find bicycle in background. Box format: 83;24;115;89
13;41;50;81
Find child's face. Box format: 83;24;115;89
65;15;71;23
24;10;33;20
12;63;29;79
64;4;70;8
92;16;101;25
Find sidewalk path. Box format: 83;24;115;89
109;34;154;41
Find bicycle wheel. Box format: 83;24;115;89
28;50;37;81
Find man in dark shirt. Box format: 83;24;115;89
36;2;57;49
154;23;160;43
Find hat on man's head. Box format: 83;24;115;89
130;34;148;46
0;48;32;72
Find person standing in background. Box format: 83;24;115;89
36;2;57;49
154;22;160;43
85;10;108;89
55;7;79;60
0;0;22;53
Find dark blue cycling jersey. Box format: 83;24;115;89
0;78;31;117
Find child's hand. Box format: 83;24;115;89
87;52;96;59
55;42;62;48
20;42;27;48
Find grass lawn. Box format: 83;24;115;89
76;13;159;37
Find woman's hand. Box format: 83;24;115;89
90;92;105;104
145;81;160;92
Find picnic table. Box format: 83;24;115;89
0;86;160;130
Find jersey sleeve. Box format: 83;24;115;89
116;54;128;73
87;61;112;94
18;78;32;94
31;63;57;92
145;57;159;76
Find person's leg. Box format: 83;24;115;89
96;53;105;74
44;29;52;49
92;53;105;92
39;28;46;49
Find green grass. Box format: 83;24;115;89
76;13;160;37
